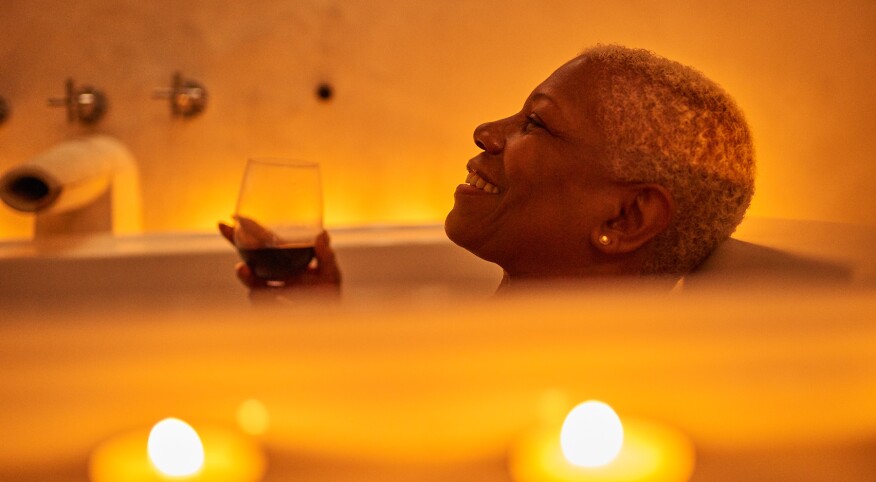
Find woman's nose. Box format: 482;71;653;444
473;120;504;154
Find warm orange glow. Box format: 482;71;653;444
509;405;695;482
236;399;270;436
147;418;205;477
88;421;266;482
560;401;624;468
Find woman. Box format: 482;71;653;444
220;44;755;292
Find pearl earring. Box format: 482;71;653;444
598;234;611;246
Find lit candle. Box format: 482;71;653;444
509;400;695;482
89;417;266;482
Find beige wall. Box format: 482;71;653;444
1;0;874;239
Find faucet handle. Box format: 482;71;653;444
47;78;108;124
153;72;208;118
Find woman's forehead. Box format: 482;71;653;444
531;57;599;109
529;58;604;145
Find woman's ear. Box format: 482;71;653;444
591;183;674;254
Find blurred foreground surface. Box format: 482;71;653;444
1;219;874;480
1;284;874;482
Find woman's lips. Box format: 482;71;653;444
455;183;491;195
464;170;500;194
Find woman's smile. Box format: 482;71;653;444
463;170;501;194
444;56;615;274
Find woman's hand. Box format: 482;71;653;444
218;222;341;298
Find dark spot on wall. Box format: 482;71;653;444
316;83;333;102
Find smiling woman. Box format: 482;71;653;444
444;44;755;288
445;53;628;280
222;44;755;295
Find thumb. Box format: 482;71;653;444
218;222;235;244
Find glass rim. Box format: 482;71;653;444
246;158;319;168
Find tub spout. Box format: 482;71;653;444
0;135;141;238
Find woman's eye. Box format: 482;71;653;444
525;114;545;130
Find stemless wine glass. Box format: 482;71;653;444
233;158;323;283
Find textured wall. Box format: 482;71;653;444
1;0;874;239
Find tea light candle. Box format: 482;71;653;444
509;401;695;482
89;418;266;482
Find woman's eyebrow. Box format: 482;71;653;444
529;92;563;114
530;92;556;104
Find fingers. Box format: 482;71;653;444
314;230;330;254
218;222;235;244
235;262;268;288
314;231;335;266
313;231;342;284
234;215;279;247
226;226;342;293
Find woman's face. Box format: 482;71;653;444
445;56;620;276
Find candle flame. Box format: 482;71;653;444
560;400;624;467
147;418;205;477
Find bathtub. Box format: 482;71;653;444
1;219;875;481
0;224;504;307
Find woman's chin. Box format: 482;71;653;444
443;209;466;245
444;209;487;255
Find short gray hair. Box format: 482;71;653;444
583;45;756;275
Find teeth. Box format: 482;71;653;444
466;171;499;194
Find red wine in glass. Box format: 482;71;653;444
233;159;323;283
237;245;315;280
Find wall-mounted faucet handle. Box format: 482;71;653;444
153;72;208;118
47;78;108;124
0;96;9;125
